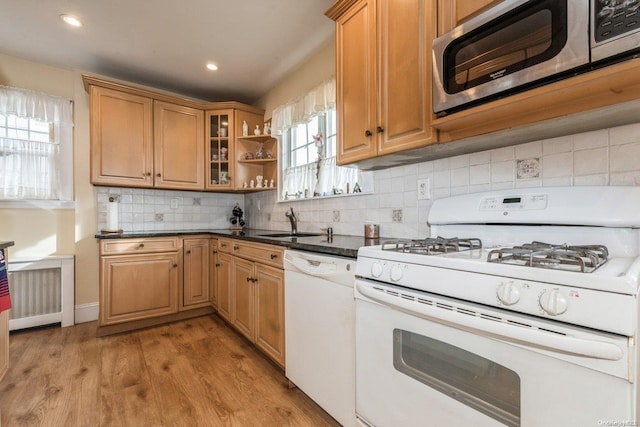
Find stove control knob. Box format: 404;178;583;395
390;264;403;282
371;262;383;278
539;289;568;316
496;281;520;306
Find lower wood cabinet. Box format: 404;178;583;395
209;238;218;308
216;252;233;323
100;248;180;325
98;236;213;335
182;237;210;309
218;238;285;367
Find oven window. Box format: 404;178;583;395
444;0;567;94
393;329;520;427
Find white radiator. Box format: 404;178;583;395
7;255;74;330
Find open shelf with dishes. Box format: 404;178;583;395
235;131;277;192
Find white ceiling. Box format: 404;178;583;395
0;0;336;104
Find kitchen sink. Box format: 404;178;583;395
258;232;322;238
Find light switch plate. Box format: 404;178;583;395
417;178;430;200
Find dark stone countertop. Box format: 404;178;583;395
95;229;387;259
0;241;15;250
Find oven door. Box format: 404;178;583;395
355;279;634;427
432;0;589;115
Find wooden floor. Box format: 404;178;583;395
0;315;340;426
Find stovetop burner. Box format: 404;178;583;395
487;241;609;273
382;237;482;255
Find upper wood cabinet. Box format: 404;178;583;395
84;75;266;193
154;101;204;190
88;82;204;191
90;86;154;187
436;0;498;35
327;0;437;166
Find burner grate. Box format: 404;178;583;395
382;237;482;255
487;241;609;273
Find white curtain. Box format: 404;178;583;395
273;77;363;199
271;77;336;136
0;85;73;200
315;157;359;196
282;157;360;200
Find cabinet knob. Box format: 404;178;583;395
233;245;239;251
221;243;227;248
138;243;145;248
364;130;372;137
376;126;384;133
156;173;161;177
212;250;218;254
173;264;178;268
186;250;191;255
270;253;278;259
215;263;221;267
246;277;252;282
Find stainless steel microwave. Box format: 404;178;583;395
433;0;640;116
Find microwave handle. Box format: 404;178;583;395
355;280;624;361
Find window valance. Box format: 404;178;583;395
0;85;73;126
271;77;336;136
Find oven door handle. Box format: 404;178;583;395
356;281;625;361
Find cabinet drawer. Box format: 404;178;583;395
230;240;285;269
100;237;179;255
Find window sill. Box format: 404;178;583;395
278;190;373;203
0;200;76;210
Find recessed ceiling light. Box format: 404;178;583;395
206;63;218;71
60;14;82;27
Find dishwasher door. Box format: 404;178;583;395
284;250;357;427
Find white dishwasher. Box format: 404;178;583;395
284;249;356;427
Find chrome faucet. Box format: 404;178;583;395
285;207;297;235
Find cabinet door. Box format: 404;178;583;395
335;0;378;164
182;238;210;309
217;252;233;322
437;0;497;35
154;101;205;190
209;239;218;308
377;0;436;155
254;264;285;367
100;253;179;325
90;86;153;187
232;257;255;341
205;109;235;190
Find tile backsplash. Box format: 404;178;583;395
246;121;640;239
96;121;640;239
96;187;243;232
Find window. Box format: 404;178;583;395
272;78;371;201
0;86;73;202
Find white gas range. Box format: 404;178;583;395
354;186;640;427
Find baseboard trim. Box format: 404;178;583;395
74;303;99;324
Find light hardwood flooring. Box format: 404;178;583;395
0;315;340;426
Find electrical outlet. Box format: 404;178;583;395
417;178;431;200
170;198;179;209
333;210;341;222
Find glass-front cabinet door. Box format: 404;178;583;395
205;109;234;190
